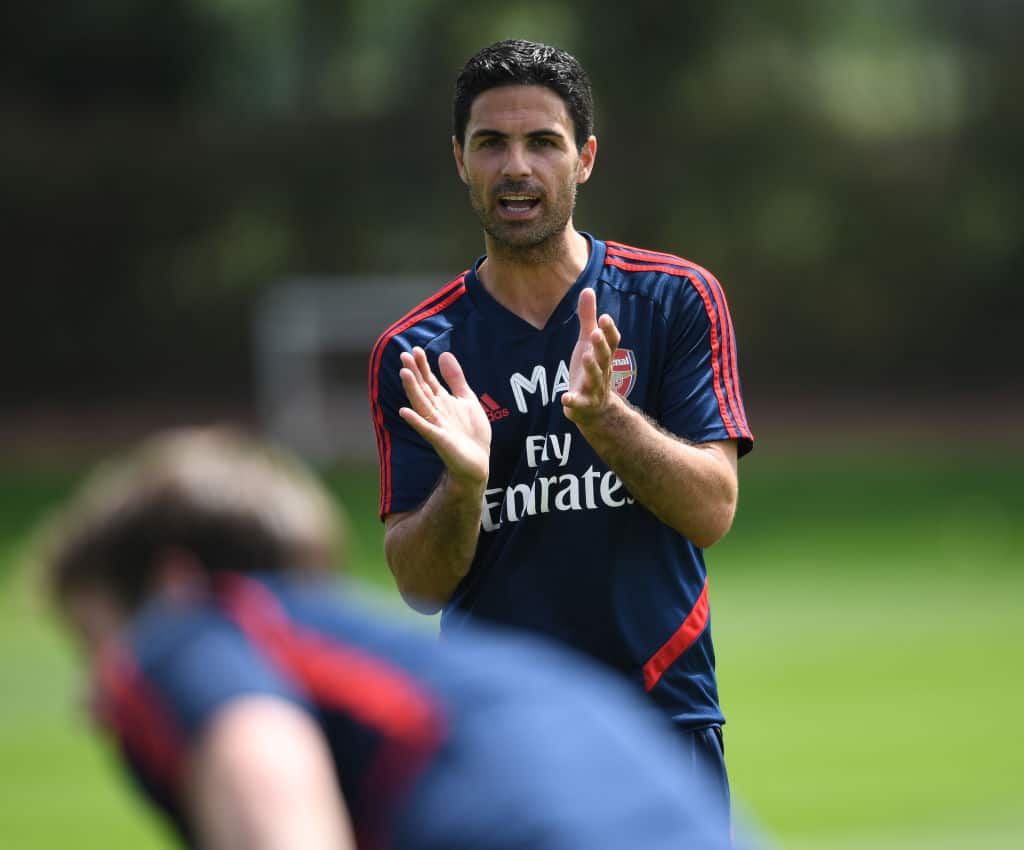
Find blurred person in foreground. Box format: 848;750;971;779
370;39;754;821
40;427;741;850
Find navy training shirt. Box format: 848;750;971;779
92;573;735;850
369;235;754;729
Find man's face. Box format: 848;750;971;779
453;85;596;252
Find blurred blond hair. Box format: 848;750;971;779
41;426;347;611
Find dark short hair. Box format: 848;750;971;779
41;427;346;612
453;39;594;149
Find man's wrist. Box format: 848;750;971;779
573;392;634;446
442;470;488;502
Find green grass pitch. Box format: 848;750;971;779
0;446;1021;849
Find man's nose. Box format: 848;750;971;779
501;142;531;178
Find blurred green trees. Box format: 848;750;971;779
3;0;1020;405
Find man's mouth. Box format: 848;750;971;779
497;194;541;216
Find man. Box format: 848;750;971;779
369;39;754;808
42;427;737;850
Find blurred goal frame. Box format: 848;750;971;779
253;276;439;463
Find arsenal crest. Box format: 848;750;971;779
610;348;637;398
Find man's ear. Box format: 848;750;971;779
452;136;468;184
576;135;597;185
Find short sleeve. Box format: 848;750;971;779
369;337;446;518
657;273;753;456
113;604;307;742
91;603;308;841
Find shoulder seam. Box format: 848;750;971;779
368;273;469;518
603;243;751;438
370;273;469;358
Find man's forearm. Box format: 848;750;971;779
384;473;485;614
190;698;356;850
576;395;738;548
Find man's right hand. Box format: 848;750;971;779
398;347;491;489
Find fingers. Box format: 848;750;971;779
578;289;619;351
399;365;441;425
398;348;442;398
589;328;611;372
563;307;622;422
438;351;474;399
399;349;480;425
588;315;620;373
577;287;597;339
400;347;445;407
584;349;605;386
562;352;604;408
398;355;449;441
598;313;621;351
398;347;486;445
398;404;442;441
411;347;443;396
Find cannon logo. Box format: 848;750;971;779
610;349;637;398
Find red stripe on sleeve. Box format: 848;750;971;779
605;255;739;438
367;275;467;517
368;275;467;406
219;574;446;748
218;574;447;850
702;273;751;436
642;578;710;692
95;644;187;795
605;243;752;439
369;278;464;517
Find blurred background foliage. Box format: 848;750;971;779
3;0;1021;413
2;5;1023;849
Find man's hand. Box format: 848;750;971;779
562;288;622;427
399;347;491;488
387;348;489;612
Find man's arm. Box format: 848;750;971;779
383;347;490;613
562;289;739;548
189;697;355;850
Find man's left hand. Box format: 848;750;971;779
562;288;622;427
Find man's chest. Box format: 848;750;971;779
434;321;657;509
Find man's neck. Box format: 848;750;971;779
477;228;590;329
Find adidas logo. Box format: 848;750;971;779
480;393;511;422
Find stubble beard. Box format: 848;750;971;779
469;177;579;265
